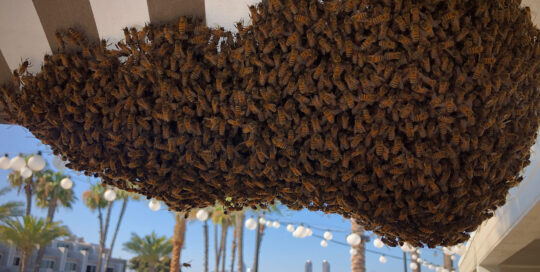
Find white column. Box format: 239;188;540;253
58;247;68;272
7;245;16;268
79;251;88;272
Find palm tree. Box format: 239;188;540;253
350;220;365;272
0;187;24;222
33;170;77;272
7;157;36;216
211;207;230;272
123;232;172;272
229;212;238;272
83;183;113;272
170;212;187;272
252;205;280;272
104;190;140;271
129;256;171;272
0;216;70;272
235;210;245;272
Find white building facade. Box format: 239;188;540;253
0;240;125;272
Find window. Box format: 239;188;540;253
86;265;96;272
57;242;71;249
65;262;77;271
40;259;55;269
13;257;20;266
106;267;114;272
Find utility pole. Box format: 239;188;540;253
403;252;408;272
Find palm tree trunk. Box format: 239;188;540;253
24;180;32;216
220;221;228;272
350;220;365;272
203;220;208;272
214;223;219;272
230;224;237;272
20;251;31;272
97;202;113;272
104;197;128;271
410;252;421;272
252;217;264;272
236;212;244;272
443;254;453;270
170;213;187;272
33;193;58;272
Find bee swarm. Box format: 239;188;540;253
1;0;539;247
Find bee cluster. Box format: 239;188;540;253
1;0;539;247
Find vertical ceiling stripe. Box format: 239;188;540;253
0;50;12;124
0;50;11;86
147;0;205;24
32;0;100;51
89;0;150;44
0;0;51;74
205;0;258;31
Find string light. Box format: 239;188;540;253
323;231;333;240
60;177;73;189
148;199;161;211
286;224;294;232
265;221;272;228
245;217;257;230
0;154;10;169
244;217;449;268
9;154;25;171
28;152;46;171
196;209;209;221
373;238;384;248
20;166;32;178
104;189;117;202
272;221;280;229
258;217;266;224
346;233;361;246
410;262;418;270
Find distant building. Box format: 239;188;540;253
305;260;312;272
0;239;126;272
322;260;330;272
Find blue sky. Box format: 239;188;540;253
0;124;457;272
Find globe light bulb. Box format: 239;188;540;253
423;261;428;266
323;231;333;240
265;221;272;227
60;177;73;189
245;218;257;230
305;227;312;237
20;166;33;179
196;209;209;221
428;264;434;270
10;154;25;171
293;226;305;238
104;189;116;202
373;238;384;248
379;255;387;264
320;240;328;247
410;262;418;270
272;221;280;229
450;255;456;261
28;152;46;171
0;154;11;169
346;233;361;246
258;217;266;224
148;199;161;211
349;248;357;256
411;254;418;261
286;224;294;232
52;155;67;171
417;258;423;263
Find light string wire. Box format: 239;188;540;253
259;217;449;268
